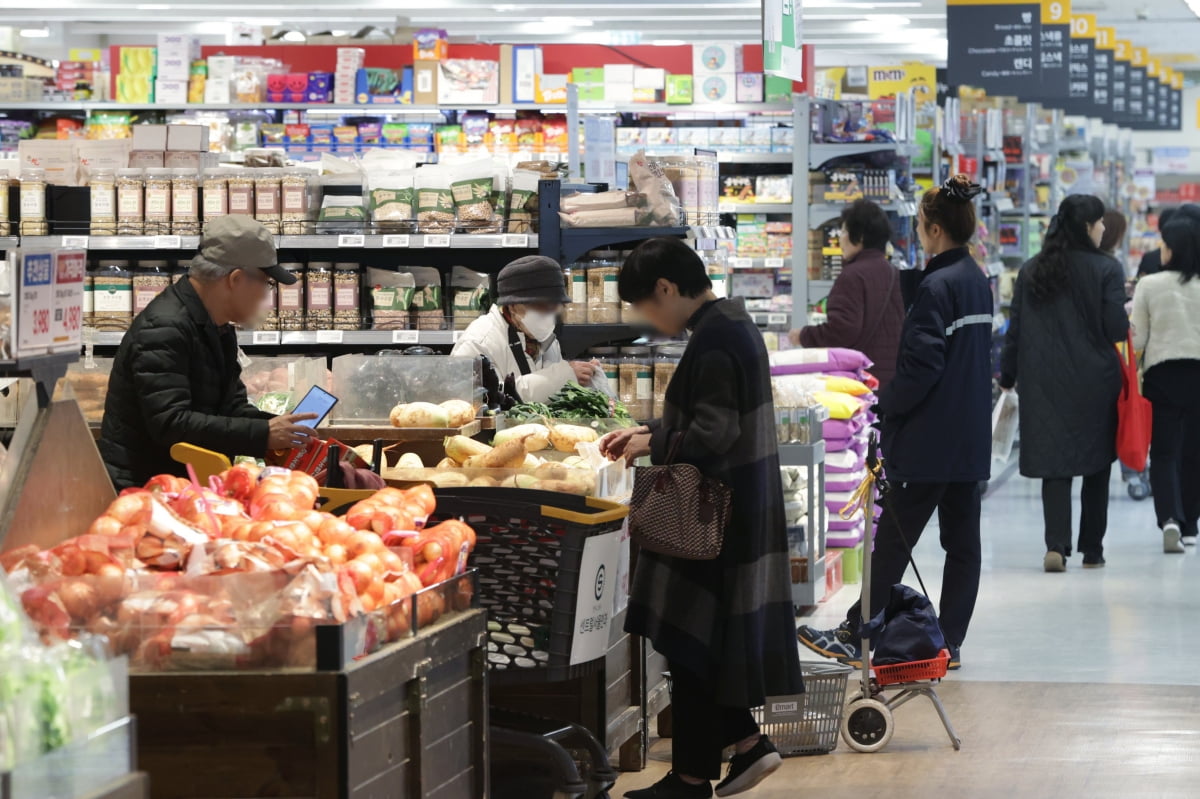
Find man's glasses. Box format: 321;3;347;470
238;268;277;289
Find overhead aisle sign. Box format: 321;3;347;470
1091;26;1115;123
1154;61;1171;130
947;0;1041;95
1033;0;1070;103
1109;36;1131;125
1141;52;1158;130
1128;46;1147;126
1171;70;1183;131
1066;14;1094;115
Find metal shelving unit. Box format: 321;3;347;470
779;440;827;611
20;233;538;251
0;100;791;115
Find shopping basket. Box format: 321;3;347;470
750;661;854;756
428;487;629;684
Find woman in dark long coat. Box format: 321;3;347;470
601;237;803;799
1000;194;1129;572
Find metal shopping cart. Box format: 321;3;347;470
838;434;962;753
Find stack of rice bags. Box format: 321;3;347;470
770;348;879;582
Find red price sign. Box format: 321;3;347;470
32;308;50;336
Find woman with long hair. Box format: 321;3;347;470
1131;210;1200;552
1000;195;1130;571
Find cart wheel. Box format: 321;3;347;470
841;698;894;753
1128;480;1151;501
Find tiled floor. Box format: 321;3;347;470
614;468;1200;797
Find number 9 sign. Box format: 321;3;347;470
1042;0;1065;24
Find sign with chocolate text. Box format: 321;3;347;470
947;0;1041;95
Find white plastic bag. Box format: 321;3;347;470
991;390;1019;465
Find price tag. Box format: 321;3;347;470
425;234;451;248
154;235;182;249
767;313;789;327
718;203;737;213
764;257;786;268
381;234;411;248
392;330;420;344
337;234;366;248
316;330;345;344
60;235;89;249
731;257;754;269
251;330;281;345
694;238;717;251
502;233;530;248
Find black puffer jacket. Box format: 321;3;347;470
99;279;271;490
878;247;994;484
1000;250;1128;479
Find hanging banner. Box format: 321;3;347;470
1140;53;1159;130
1032;0;1070;103
1127;45;1147;127
1109;36;1131;125
1065;14;1094;115
763;0;805;82
1091;24;1115;123
867;62;937;103
1154;61;1171;131
1171;70;1183;131
946;0;1041;95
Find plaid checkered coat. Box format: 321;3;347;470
626;299;804;708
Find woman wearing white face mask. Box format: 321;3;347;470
452;255;598;403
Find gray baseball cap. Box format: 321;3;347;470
193;215;297;285
496;255;571;305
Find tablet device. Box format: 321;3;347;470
291;386;338;428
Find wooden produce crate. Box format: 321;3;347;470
131;608;489;799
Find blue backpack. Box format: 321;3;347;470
860;584;946;664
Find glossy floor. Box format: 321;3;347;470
614;469;1200;798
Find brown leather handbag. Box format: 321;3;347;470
629;430;732;560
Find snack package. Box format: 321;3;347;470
367;267;417;330
450;159;500;234
450;266;490;330
409;266;444;330
507;169;541;233
415;167;455;232
368;171;416;233
316;195;368;234
629;149;683;226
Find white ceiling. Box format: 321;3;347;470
1;0;1198;70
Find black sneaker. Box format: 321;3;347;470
625;772;713;799
1082;552;1106;569
947;645;961;671
714;735;782;797
797;621;863;666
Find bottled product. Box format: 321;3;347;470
563;263;588;324
254;168;282;234
19;167;48;236
652;344;685;419
133;261;171;315
281;169;310;235
143;168;173;235
202;168;229;226
92;260;133;330
619;345;653;421
277;263;306;331
584;250;622;324
258;277;279;331
659;155;700;226
82;266;94;327
0;175;9;236
306;262;333;329
333;262;361;330
171;169;200;235
227;172;254;216
116;169;145;236
89;169;117;236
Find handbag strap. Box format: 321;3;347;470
507;322;533;376
663;426;690;465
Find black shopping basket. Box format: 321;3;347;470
430;488;629;684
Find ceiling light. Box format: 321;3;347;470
542;16;594;27
651;39;689;46
1186;0;1200;17
136;4;171;9
19;27;50;38
280;30;306;42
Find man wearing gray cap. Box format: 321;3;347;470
452;255;597;403
99;216;318;490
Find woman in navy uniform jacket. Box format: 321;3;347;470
800;175;994;670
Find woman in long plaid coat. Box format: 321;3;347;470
602;237;803;799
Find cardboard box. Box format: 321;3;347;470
206;56;236;79
51;250;86;353
606;84;634;104
413;60;439;105
512;44;540;104
413;29;448;61
156;54;191;80
167;124;209;151
17;140;77;186
129;150;166;169
736;73;765;103
632;87;659;103
693;43;743;75
575;84;605;102
634;68;666;90
536;74;567;104
604;64;635;84
677;128;711;147
164;150;213;169
666;74;694;104
0;78;43;102
571;67;605;85
697;74;735;102
131;124;169;151
203;80;231;104
438;60;499;105
76;140;132;182
765;75;793;102
156;34;200;59
771;127;795;151
154;79;189;105
68;48;104;62
16;250;54;357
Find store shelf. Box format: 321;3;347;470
0;236;18;250
553;225;690;265
749;311;792;328
718;203;794;215
0;100;792;115
808;200;916;229
728;256;790;269
558;324;647;358
718;152;795;164
19;233;538;251
89;329;460;348
809;141;917;168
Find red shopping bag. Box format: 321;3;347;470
1117;330;1153;472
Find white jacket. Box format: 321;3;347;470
451;305;576;403
1132;271;1200;371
